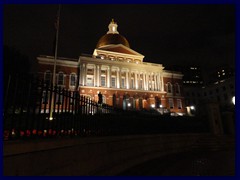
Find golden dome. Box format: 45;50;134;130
96;34;130;48
96;19;130;48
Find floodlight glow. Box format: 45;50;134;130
232;96;235;105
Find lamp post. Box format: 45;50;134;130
49;5;61;121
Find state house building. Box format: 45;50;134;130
37;20;186;115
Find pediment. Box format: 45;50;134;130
97;44;144;56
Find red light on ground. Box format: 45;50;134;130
48;129;52;135
20;131;25;136
38;130;43;136
32;129;37;135
53;130;56;136
4;130;9;140
26;130;31;137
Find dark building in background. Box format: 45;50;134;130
165;64;235;116
165;65;203;86
205;65;235;85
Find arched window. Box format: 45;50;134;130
57;72;64;86
70;73;77;86
175;83;180;94
44;70;51;85
167;82;172;93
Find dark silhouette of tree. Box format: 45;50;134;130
4;45;30;78
3;45;31;99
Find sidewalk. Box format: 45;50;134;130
119;149;235;176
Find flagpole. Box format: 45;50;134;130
50;4;61;121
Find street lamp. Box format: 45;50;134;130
127;103;131;107
232;96;235;105
151;104;155;108
190;106;195;110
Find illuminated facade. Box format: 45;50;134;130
37;20;186;115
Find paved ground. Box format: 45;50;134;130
118;149;235;176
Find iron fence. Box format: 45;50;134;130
3;75;113;140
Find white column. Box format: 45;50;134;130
143;72;145;90
156;73;160;91
126;70;129;89
146;72;149;90
98;65;102;87
152;73;154;91
93;65;96;87
155;73;158;91
85;64;88;86
161;74;164;91
96;65;99;87
145;73;147;90
128;71;130;89
80;63;83;86
117;68;120;88
135;72;138;89
158;73;161;91
107;66;110;88
82;63;86;86
119;68;122;88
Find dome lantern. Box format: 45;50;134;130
107;19;119;34
96;19;130;48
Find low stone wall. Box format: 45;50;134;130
4;133;210;176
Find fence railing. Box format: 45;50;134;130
3;75;209;141
3;75;114;140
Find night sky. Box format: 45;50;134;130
4;4;235;72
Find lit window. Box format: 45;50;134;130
57;72;64;86
42;91;49;104
121;78;125;88
44;71;51;85
111;77;116;87
56;93;63;104
87;76;94;86
139;79;143;89
167;83;172;93
101;76;106;87
177;99;182;109
70;74;76;86
222;70;224;72
131;78;134;89
169;98;174;109
222;73;225;75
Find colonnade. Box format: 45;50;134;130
80;63;164;91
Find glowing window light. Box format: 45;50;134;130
151;104;155;108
